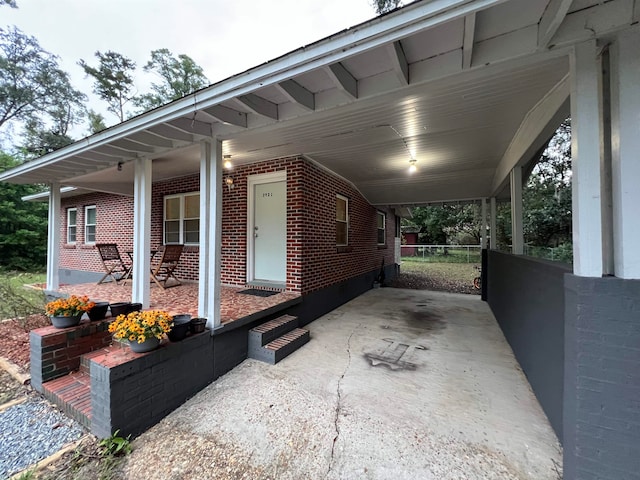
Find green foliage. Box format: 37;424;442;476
404;204;481;245
0;27;81;132
134;48;208;112
0;152;47;270
87;109;107;134
0;271;46;324
15;470;35;480
99;430;132;457
79;51;136;122
372;0;402;14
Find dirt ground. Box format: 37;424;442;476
0;315;50;372
388;262;479;295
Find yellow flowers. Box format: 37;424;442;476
45;295;95;317
108;310;173;343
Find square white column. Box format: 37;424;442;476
570;40;603;277
132;158;152;308
198;139;222;329
46;183;61;291
610;29;640;279
510;167;524;255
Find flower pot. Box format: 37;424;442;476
87;302;109;321
128;336;160;353
109;302;130;317
50;315;83;329
190;317;207;334
168;315;191;342
128;303;142;314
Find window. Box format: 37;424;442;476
85;205;96;244
67;208;77;244
164;192;200;245
336;195;349;246
377;211;386;245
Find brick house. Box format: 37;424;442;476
3;1;640;477
56;156;399;306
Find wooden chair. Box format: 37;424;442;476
96;243;132;284
150;245;184;289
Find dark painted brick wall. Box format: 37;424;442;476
487;250;569;440
564;275;640;480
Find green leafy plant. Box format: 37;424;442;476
15;470;36;480
98;430;132;457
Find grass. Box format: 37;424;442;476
400;261;479;284
0;270;47;320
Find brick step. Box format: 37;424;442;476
249;314;298;348
42;371;92;429
249;327;310;365
80;347;113;373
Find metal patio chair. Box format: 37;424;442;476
150;244;184;289
96;243;132;284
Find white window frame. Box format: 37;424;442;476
67;208;77;244
163;192;200;246
377;211;386;245
84;205;96;245
336;194;349;246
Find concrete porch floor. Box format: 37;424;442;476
120;288;562;479
57;282;300;324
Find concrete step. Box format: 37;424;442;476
249;327;310;365
42;371;92;429
249;314;298;348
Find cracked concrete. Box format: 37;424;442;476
121;288;562;479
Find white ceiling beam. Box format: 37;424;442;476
145;124;194;143
549;0;635;48
491;74;570;194
387;41;409;85
237;94;278;120
75;151;127;163
127;131;174;149
463;13;476;69
538;0;573;49
110;139;155;153
168;118;213;137
326;63;358;99
276;80;315;111
203;105;248;127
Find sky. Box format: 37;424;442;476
2;0;377;135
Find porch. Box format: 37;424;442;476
55;282;301;325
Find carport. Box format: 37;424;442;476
0;1;638;477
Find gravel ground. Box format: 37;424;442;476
0;397;84;479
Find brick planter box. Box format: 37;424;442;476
30;319;112;392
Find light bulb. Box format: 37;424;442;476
409;159;417;174
224;159;232;169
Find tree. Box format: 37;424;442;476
372;0;402;14
0;27;76;132
87;109;107;134
0;152;48;270
79;51;136;122
134;48;208;112
404;203;481;245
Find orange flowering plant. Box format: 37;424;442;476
45;295;95;317
108;310;173;344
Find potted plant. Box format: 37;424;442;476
108;310;173;353
45;295;95;329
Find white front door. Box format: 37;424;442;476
249;173;287;284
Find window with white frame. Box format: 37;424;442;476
67;208;77;244
85;205;96;244
336;194;349;246
377;211;386;245
164;192;200;245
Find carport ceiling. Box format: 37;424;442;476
8;0;623;205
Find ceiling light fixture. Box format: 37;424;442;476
409;159;417;174
223;155;233;169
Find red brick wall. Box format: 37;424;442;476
59;193;134;273
59;156;396;295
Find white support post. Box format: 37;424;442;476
610;29;640;279
570;40;603;277
510;167;524;255
46;183;61;291
490;197;497;249
480;198;487;249
198;139;222;329
132;157;152;308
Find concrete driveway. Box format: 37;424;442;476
121;288;562;480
